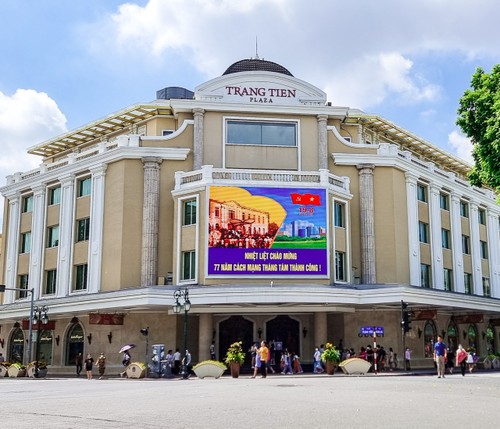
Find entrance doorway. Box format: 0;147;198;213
219;316;253;367
266;315;300;359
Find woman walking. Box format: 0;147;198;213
84;353;94;380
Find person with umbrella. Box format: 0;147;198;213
119;344;135;377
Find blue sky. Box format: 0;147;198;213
1;0;500;227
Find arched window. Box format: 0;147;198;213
467;324;478;353
65;323;84;366
9;327;25;363
39;330;53;365
424;321;437;358
446;321;459;351
486;325;495;355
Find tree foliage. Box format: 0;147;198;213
457;65;500;191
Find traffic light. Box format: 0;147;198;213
401;300;412;333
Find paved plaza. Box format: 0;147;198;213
2;371;500;428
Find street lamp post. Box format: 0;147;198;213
0;285;35;365
173;288;191;379
32;305;49;378
140;327;149;376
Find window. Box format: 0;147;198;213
49;186;61;205
22;195;33;213
464;273;473;295
420;264;431;288
478;208;486;225
335;251;346;281
439;193;449;210
162;129;174;136
482;277;491;297
45;270;57;295
47;225;60;248
77;177;91;197
77;218;90;242
424;321;437;358
460;201;469;218
462;235;470;254
18;274;29;299
419;222;429;244
183;200;197;226
74;264;88;291
443;268;453;292
181;251;196;281
417;184;427;202
441;229;451;249
334;203;345;227
480;241;488;259
20;231;31;253
226;120;297;147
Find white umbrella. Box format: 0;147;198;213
119;344;136;353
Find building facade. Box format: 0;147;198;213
1;58;500;372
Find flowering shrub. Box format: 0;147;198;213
320;342;340;363
224;341;245;365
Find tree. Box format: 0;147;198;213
457;65;500;192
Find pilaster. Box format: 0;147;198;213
57;174;75;297
469;200;482;294
29;185;47;300
357;164;376;284
450;192;464;292
198;313;214;361
405;172;420;286
429;183;443;290
3;192;21;303
317;115;328;170
193;108;205;170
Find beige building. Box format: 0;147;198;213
1;58;500;373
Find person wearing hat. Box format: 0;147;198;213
96;353;106;379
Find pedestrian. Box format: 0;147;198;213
165;349;173;376
259;340;269;378
209;341;216;360
466;350;476;373
405;347;411;370
96;352;106;379
173;348;181;375
446;347;455;374
455;344;468;376
313;347;323;373
266;345;275;374
366;345;374;371
84;353;94;380
251;343;261;378
75;352;83;377
0;352;5;363
433;336;447;378
280;349;292;374
388;348;395;371
292;352;303;374
120;350;131;377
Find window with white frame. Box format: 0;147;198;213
417;184;427;202
47;225;60;248
20;231;31;253
464;272;473;295
335;251;346;282
439;193;449;210
441;228;451;249
420;263;431;288
480;241;488;259
45;269;57;295
334;202;345;228
77;218;90;242
460;201;469;218
419;222;429;244
483;277;491;297
18;274;29;299
462;235;470;254
226;120;297;147
183;200;197;226
77;177;91;197
181;251;196;281
49;186;61;205
74;264;88;291
22;195;33;213
443;268;453;292
478;208;486;225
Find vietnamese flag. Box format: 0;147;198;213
290;193;321;206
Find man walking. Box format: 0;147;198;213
433;336;447;378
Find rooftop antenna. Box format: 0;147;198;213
255;36;260;59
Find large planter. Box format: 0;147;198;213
492;358;500;370
193;361;226;379
339;358;372;375
482;357;492;370
0;365;9;377
229;362;241;378
126;362;147;379
8;365;26;378
27;364;48;378
325;361;337;375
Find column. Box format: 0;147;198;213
405;172;420;286
469;200;482;293
57;174;75;297
28;185;47;300
450;192;464;292
3;192;21;303
357;164;376;284
193;108;205;170
486;209;500;297
88;165;107;294
198;313;213;361
317;114;328;170
314;312;327;348
141;157;162;286
429;183;444;290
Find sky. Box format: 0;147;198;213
1;0;500;229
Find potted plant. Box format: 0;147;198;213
0;362;11;377
193;360;227;379
224;341;245;378
7;362;26;378
320;342;340;375
27;361;48;378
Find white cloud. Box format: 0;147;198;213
448;130;474;164
0;89;67;226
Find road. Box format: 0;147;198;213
2;371;500;428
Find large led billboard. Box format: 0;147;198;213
208;186;328;276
